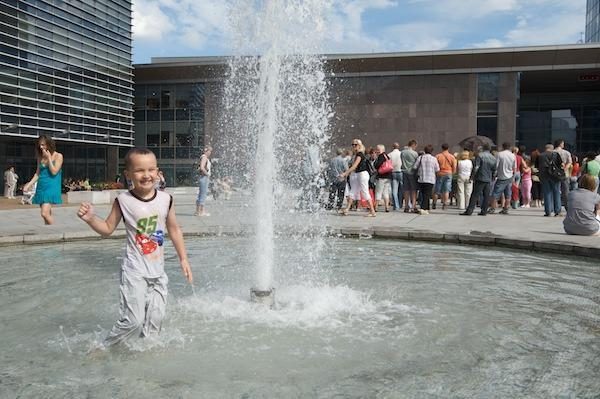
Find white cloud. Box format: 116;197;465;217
321;0;398;53
504;11;586;45
471;1;586;48
382;22;450;52
407;0;518;19
132;0;175;41
133;0;229;50
472;38;506;48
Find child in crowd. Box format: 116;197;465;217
77;148;193;349
520;158;533;208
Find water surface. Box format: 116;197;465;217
1;237;598;398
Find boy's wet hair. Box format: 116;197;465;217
124;148;155;170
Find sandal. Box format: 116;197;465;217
339;209;348;216
365;212;376;217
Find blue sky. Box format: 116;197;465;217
132;0;588;64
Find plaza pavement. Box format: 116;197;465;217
0;187;599;257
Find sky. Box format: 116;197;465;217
131;0;588;64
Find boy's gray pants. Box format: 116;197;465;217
104;269;168;347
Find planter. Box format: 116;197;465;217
67;189;126;204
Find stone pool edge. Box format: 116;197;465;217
1;225;598;258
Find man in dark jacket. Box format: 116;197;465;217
538;143;564;216
460;143;497;216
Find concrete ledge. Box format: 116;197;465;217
373;229;410;239
2;220;599;260
325;227;343;236
208;225;243;236
458;234;496;245
571;245;600;257
341;228;374;237
409;231;444;241
533;241;574;254
496;238;534;250
64;231;99;241
23;233;64;244
0;235;24;246
442;233;460;243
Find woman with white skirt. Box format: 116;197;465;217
339;139;376;217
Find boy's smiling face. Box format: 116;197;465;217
125;153;159;196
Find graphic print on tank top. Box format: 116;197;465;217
135;214;165;255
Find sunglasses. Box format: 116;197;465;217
352;143;358;146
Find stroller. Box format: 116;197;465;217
21;182;36;205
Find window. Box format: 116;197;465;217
477;73;500;143
147;134;159;147
161;130;171;145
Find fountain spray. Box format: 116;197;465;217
220;0;332;307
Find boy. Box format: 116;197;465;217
77;148;193;348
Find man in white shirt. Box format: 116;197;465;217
388;142;403;211
489;142;516;214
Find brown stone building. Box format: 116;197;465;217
134;44;600;185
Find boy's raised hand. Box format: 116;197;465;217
77;202;95;222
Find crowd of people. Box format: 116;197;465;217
4;135;599;236
63;177;92;192
326;138;600;236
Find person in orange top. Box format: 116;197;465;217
432;143;457;210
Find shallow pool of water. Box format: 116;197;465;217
1;237;598;398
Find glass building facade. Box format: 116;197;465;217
133;83;205;186
518;92;600;153
0;0;133;183
586;0;600;42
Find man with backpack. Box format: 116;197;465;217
538;143;564;217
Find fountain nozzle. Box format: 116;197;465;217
250;288;275;308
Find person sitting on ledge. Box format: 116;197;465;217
563;174;600;236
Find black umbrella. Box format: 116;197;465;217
457;135;495;151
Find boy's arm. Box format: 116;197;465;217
77;200;122;237
166;203;193;283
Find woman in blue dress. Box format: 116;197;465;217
23;135;64;225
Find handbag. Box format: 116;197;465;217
377;154;393;175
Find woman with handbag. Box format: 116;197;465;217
339;139;376;217
373;144;393;212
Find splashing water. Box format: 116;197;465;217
218;0;332;292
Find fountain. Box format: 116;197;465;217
218;0;332;306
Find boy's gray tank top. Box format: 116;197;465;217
116;190;172;278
